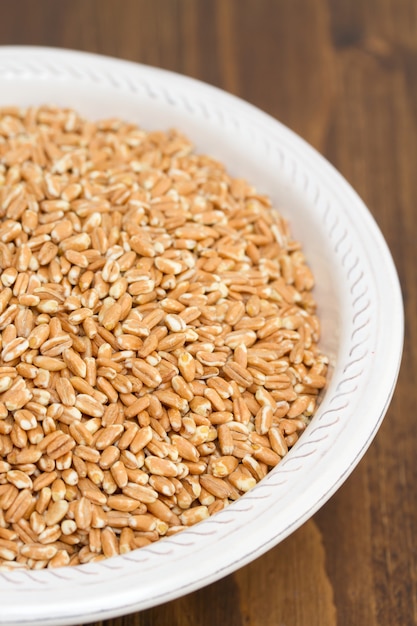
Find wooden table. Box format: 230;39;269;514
1;1;415;624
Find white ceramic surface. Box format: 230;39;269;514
0;47;403;626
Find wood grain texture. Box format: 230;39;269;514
1;1;415;624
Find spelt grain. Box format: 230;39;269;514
0;105;328;569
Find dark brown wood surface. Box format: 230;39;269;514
1;1;416;624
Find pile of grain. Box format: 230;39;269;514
0;106;327;569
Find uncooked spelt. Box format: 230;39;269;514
0;105;328;570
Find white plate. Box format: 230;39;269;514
0;46;403;626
